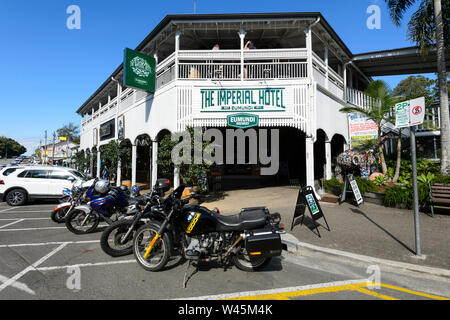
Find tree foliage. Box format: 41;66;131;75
385;0;449;50
158;127;213;186
56;123;80;144
340;80;397;175
0;137;27;157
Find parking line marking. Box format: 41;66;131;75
0;227;67;232
2;210;52;213
380;283;449;300
0;240;99;248
0;243;68;294
0;208;15;213
0;219;24;229
0;274;35;296
179;279;368;300
0;218;50;221
36;259;136;271
355;287;398;300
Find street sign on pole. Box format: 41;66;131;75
393;97;425;257
394;97;425;129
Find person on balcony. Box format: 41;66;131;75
240;41;256;79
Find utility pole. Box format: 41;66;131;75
44;130;47;164
51;132;56;166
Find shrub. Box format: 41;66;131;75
434;174;450;184
323;178;343;194
383;183;431;208
355;177;378;194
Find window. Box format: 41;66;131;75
17;170;29;178
49;171;73;180
70;170;86;180
17;170;49;179
27;170;50;179
2;168;18;176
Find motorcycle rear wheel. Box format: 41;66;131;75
101;219;136;257
65;210;99;235
133;223;172;272
232;247;271;272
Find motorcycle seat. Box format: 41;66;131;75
214;207;267;231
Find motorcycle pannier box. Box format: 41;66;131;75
245;228;282;257
154;178;171;193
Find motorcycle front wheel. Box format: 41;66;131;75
232;247;271;272
133;223;172;272
65;209;99;235
51;208;69;223
101;219;137;257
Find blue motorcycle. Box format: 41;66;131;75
65;181;141;235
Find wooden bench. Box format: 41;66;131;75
429;183;450;217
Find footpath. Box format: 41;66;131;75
202;186;450;273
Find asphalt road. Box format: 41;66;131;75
0;202;449;300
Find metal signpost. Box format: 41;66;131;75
394;97;425;256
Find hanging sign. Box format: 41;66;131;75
394;97;425;128
123;48;156;92
227;113;259;129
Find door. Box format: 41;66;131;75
16;169;51;197
47;170;75;196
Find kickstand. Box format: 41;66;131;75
183;260;199;289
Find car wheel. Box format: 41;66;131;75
6;189;27;206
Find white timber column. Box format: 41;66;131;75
175;31;181;80
305;137;316;191
325;141;332;180
153;51;158;65
324;46;329;89
305;26;313;82
151;140;158;187
148;145;153;188
89;153;94;177
96;150;101;179
131;144;137;186
238;30;246;81
343;62;352;101
116;159;122;186
174;167;180;189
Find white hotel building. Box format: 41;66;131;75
76;13;447;191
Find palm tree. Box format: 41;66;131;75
340;80;396;176
384;0;449;174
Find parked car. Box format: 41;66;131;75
0;166;89;206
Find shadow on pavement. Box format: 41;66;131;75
350;208;415;255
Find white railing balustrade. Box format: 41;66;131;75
179;62;307;80
179;63;241;80
346;87;377;111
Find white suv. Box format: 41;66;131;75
0;166;89;206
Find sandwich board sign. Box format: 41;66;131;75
291;186;330;237
339;174;364;206
394;97;425;128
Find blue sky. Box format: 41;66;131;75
0;0;435;155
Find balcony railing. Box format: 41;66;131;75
178;61;308;81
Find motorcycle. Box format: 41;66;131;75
100;178;171;257
50;179;97;224
64;181;138;234
133;185;285;278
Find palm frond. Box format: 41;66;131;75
407;0;449;51
385;0;417;26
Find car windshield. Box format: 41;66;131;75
70;170;88;180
